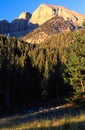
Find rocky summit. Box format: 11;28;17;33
0;3;85;38
18;12;31;21
30;4;85;26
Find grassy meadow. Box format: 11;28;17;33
0;103;85;130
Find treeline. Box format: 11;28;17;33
0;29;85;110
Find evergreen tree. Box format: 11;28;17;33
64;31;85;97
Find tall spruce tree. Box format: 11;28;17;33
64;31;85;97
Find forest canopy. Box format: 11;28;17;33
0;29;85;109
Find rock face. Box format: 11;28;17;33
18;12;31;21
11;19;28;32
23;15;75;44
13;12;31;32
0;20;10;34
0;12;35;38
10;18;29;37
30;4;85;26
0;4;85;38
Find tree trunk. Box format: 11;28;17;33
6;87;10;109
81;80;84;92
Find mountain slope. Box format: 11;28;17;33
23;15;75;44
30;4;85;26
0;12;38;38
0;3;85;38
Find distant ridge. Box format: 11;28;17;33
0;12;37;38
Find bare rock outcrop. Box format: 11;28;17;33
11;18;29;32
10;12;32;36
0;20;10;34
18;11;31;21
30;4;85;26
0;4;85;38
0;12;35;38
23;15;75;44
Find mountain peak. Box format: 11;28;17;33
18;11;31;21
30;3;85;26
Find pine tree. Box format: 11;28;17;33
64;31;85;97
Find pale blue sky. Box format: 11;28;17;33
0;0;85;22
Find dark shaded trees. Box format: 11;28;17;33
0;29;85;110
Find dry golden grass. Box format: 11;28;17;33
0;113;85;130
0;103;85;130
12;114;85;130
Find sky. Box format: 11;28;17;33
0;0;85;22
